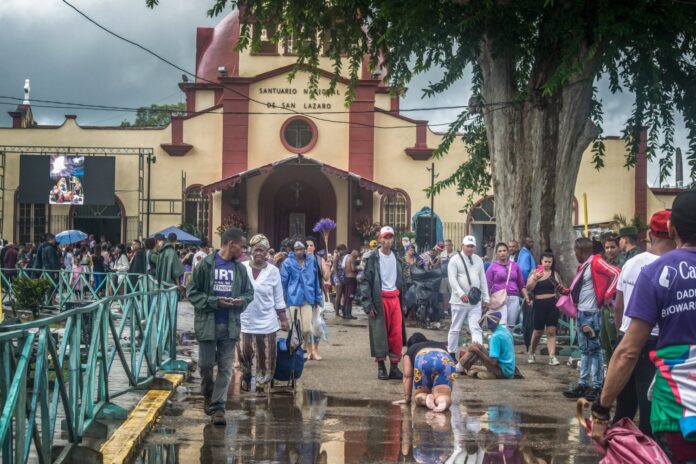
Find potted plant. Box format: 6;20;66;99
217;214;249;235
353;217;381;245
10;276;52;320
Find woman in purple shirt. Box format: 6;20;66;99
485;243;532;331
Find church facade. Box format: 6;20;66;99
0;11;684;250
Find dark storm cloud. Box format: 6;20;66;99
0;1;688;184
0;0;217;126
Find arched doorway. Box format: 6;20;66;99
71;196;125;244
258;166;337;248
466;196;496;257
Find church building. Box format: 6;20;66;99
0;10;686;251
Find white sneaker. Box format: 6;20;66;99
548;356;560;366
527;353;536;364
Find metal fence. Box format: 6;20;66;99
0;269;181;463
442;222;467;246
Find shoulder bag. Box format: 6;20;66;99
489;263;511;310
457;251;482;305
556;261;589;318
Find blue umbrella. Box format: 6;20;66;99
56;229;88;245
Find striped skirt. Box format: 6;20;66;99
238;332;277;386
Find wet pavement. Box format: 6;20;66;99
133;302;600;463
136;386;598;463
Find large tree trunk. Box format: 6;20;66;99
478;36;599;279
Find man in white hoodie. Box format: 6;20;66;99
447;236;490;360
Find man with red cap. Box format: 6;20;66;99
359;225;407;380
611;210;676;436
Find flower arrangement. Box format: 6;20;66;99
353;217;381;243
312;218;336;252
216;214;248;235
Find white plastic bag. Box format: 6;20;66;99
311;305;329;342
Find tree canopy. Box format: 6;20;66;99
152;0;696;200
120;102;185;128
146;0;696;273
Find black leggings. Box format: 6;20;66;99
532;297;559;331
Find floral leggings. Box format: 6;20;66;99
413;350;457;393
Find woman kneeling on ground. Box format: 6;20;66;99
239;234;289;393
392;332;457;412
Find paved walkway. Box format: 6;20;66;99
133;302;599;463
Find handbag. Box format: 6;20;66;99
287;307;304;352
489;263;511;310
458;251;481;305
556;261;589;318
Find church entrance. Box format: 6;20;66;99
71;197;125;244
258;165;336;249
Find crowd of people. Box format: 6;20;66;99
0;232;189;293
185;190;696;462
3;190;694;460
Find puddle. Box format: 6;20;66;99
134;389;599;463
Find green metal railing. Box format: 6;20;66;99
0;269;183;463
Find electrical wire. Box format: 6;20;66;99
59;0;516;130
0;94;497;116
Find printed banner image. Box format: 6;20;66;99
49;155;85;205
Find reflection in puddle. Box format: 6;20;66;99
134;390;598;463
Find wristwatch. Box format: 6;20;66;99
591;398;612;419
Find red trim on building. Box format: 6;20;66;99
201;155;397;196
161;116;194;156
389;95;399;113
349;82;378;179
650;187;687;195
279;116;319;154
251;64;352;85
219;78;252;177
196;27;215;75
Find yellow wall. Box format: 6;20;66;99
246;73;350;169
2;54;673;247
195;90;217;112
648;191;677;216
0;112;222;242
574;138;635;225
371;112;470;224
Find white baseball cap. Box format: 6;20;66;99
462;235;477;246
379;226;395;238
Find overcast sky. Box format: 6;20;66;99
0;0;689;186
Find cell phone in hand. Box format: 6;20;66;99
536;265;544;273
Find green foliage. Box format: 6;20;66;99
120;102;185;128
11;277;52;317
179;223;202;240
612;213;648;235
148;0;696;194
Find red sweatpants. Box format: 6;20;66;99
380;289;403;363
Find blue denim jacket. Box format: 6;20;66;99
281;253;323;306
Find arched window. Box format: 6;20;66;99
381;191;409;235
183;187;209;240
470;197;495;223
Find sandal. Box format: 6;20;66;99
240;376;252;392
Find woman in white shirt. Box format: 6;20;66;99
239;234;288;392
